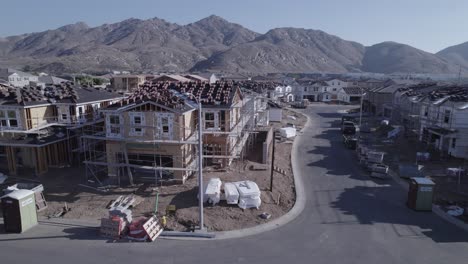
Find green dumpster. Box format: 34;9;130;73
1;189;38;233
407;177;435;211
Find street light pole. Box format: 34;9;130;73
359;87;364;129
197;101;204;230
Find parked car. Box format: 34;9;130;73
341;115;356;124
342;121;357;135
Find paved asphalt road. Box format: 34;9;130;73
1;105;468;264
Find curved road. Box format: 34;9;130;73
1;105;468;263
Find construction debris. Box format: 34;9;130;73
259;212;272;220
446;206;464;217
100;216;126;239
48;203;71;218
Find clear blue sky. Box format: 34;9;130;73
1;0;467;53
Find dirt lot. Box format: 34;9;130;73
1;109;305;232
356;115;468;221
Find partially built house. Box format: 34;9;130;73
0;83;123;175
82;81;266;184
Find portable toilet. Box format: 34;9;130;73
1;189;38;233
407;177;435;211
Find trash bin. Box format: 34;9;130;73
1;189;38;233
407;177;435;211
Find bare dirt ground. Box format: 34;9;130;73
3;109;306;232
357;115;468;222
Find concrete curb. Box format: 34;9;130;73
204;110;309;240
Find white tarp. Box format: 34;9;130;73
279;127;296;138
204;178;222;206
223;182;239;205
234;181;261;209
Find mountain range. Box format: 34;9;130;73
0;15;467;75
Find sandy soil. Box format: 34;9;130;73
12;109;306;232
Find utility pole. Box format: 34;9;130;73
270;131;276;192
197;101;204;230
458;64;462;85
359;87;364;129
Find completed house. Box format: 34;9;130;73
110;74;146;91
0;68;39;88
337;87;365;104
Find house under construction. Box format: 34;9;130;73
0;83;123;176
82;81;268;184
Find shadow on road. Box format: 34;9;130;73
305;109;468;243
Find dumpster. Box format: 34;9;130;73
407;177;435;211
1;189;38;233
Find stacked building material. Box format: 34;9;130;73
234;181;262;209
100;216;126;239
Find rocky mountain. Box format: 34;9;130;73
191;28;365;73
361;42;459;74
437;42;468;70
0;15;462;74
0;15;258;74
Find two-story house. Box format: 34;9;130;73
419;86;468;159
85;81;252;184
391;82;438;134
0;83;123;176
301;81;328;102
0;68;39;88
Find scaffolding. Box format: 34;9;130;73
81;93;263;186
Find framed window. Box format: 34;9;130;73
130;112;145;136
161;117;169;133
110;115;120;125
452;138;457;148
444;110;451;123
9;119;18;127
0;109;19;129
62;114;68;120
106;114;123;138
156;113;173;139
205;112;215;129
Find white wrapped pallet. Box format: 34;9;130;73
204;178;222;206
279;127;296;138
223;182;239;205
234;181;261;209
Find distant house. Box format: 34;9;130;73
184;74;208;82
110;74;146;91
301;80;328;102
338;87;365;104
209;74;219;84
153;74;191;83
0;68;39;88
